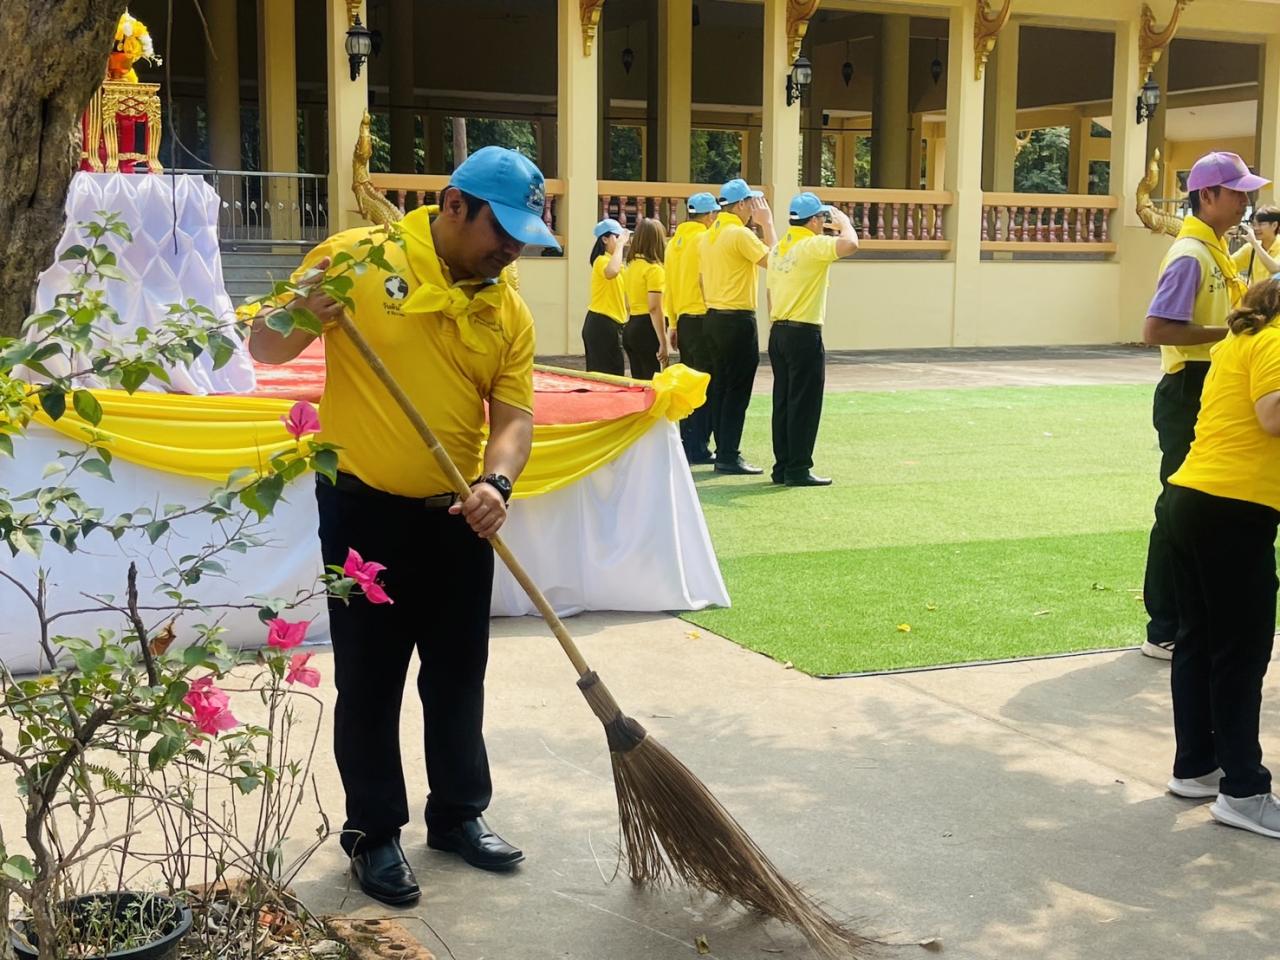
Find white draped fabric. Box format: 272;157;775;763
0;422;729;675
30;173;256;396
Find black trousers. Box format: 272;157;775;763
768;322;826;482
705;308;759;463
582;311;624;376
1143;362;1210;646
623;313;662;380
317;477;494;856
676;313;714;459
1168;485;1278;798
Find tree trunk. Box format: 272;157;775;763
452;116;468;166
0;1;125;338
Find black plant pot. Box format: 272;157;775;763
10;892;193;960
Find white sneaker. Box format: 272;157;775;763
1168;769;1224;799
1141;639;1175;661
1210;792;1280;839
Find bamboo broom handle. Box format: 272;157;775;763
335;312;592;678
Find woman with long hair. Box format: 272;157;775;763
1165;278;1280;838
622;217;669;380
582;219;629;375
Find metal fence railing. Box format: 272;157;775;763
172;169;328;246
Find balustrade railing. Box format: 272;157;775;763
367;173;565;252
172;169;328;246
804;187;954;251
597;180;731;234
981;193;1119;254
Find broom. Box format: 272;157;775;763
335;312;879;959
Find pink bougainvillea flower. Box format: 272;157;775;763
281;401;321;439
266;617;309;650
343;547;393;605
183;675;238;735
286;652;321;688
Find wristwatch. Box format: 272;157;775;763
478;473;513;504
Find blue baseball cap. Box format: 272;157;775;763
687;192;719;214
593;218;624;239
789;192;835;221
719;178;764;205
448;146;562;251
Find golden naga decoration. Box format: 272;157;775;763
974;0;1013;81
786;0;821;65
350;111;520;291
580;0;607;56
1136;149;1183;238
1139;0;1193;83
345;0;363;27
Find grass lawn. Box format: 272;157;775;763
681;384;1160;675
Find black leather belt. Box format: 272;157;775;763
773;320;819;329
321;471;457;509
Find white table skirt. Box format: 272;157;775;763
0;421;729;675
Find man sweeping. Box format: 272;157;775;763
1140;151;1266;661
248;147;560;905
765;193;859;487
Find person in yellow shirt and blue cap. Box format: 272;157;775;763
582;218;630;374
248;146;560;907
666;192;719;463
765;193;859;486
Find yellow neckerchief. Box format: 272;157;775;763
707;211;744;247
672;220;707;248
776;225;818;258
398;206;506;352
1178;214;1249;308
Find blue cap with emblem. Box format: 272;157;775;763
593;218;624;238
687;192;719;214
719;178;764;205
789;192;835;221
448;146;562;251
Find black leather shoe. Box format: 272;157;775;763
427;817;524;871
350;838;420;906
686;451;716;466
770;472;785;485
785;473;832;487
714;457;764;476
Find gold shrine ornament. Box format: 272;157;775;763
1139;0;1194;84
580;0;607;56
974;0;1013;82
786;0;822;65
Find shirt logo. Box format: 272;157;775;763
384;276;409;301
526;181;546;214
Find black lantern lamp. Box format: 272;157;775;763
841;40;853;87
346;14;373;81
786;55;813;107
1136;74;1161;124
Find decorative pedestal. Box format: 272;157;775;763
80;81;164;174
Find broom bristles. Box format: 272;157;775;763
578;672;881;960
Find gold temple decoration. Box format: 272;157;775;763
81;81;164;173
786;0;821;65
1136;149;1183;238
1139;0;1193;83
580;0;607;56
974;0;1013;81
345;0;363;27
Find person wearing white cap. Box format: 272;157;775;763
700;178;777;475
1139;151;1270;661
582;218;630;375
765;193;859;486
665;192;719;463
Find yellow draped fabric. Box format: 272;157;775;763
30;364;709;500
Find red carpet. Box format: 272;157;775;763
248;339;653;425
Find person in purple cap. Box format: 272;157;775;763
1139;151;1269;662
249;146;560;906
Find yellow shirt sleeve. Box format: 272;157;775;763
805;235;841;265
733;226;769;265
646;262;666;293
490;297;536;414
1249;330;1280;402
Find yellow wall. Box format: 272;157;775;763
817;263;958;350
516;259;573;355
1164;136;1259;188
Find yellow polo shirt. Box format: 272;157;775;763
1232;237;1280;286
289;207;535;498
766;227;840;326
664;221;708;325
700;212;769;312
1171;318;1280;512
587;255;627;324
1153;238;1237;374
625;258;665;317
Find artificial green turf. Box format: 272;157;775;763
681;384;1161;675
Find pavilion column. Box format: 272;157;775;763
388;0;417;174
838;131;856;187
425;110;445;174
762;0;801;207
802;109;823;187
1145;51;1170;197
1068;112;1092;195
981;21;1018;192
559;0;601;350
872;14;911;189
537;116;558;176
746;127;763;183
908;113;924;189
1111;15;1148;231
205;0;242;172
1257;33;1280;204
944;1;985;346
657;0;692;181
260;0;298;239
326;0;369;231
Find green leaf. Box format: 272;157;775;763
81;458;113;482
59;244;91;262
2;855;35;883
208;332;237;371
148;734;186;771
240;474;284;520
145;520;170;544
9;529;42;557
265;311;294;335
38;387;66;421
311;448;339;483
0;435;12;458
72;390;103;426
235;775;262;795
73;647;107;674
120;364;149;394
